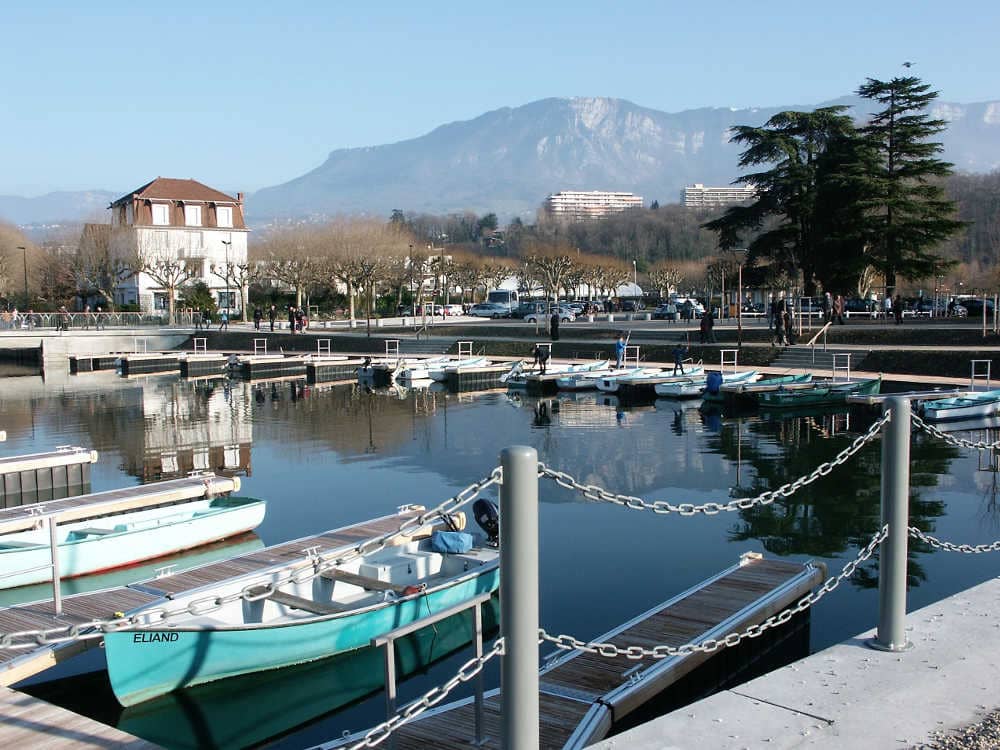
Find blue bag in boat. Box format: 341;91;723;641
706;371;724;395
430;530;475;554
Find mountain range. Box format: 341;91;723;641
4;96;1000;226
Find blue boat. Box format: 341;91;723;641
104;531;499;706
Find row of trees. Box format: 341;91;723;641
703;75;965;296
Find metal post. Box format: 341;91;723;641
383;642;397;750
871;397;912;651
500;446;539;750
49;516;62;615
474;600;485;747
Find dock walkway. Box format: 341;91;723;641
0;508;421;686
0;685;158;748
326;555;824;750
594;575;1000;750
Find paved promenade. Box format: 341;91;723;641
592;576;1000;749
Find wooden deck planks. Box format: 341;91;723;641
347;557;822;750
0;686;159;748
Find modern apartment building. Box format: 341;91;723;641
545;191;643;221
682;183;757;208
105;177;248;313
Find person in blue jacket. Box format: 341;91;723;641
615;334;626;368
671;343;688;375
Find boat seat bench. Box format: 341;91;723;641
320;568;411;594
247;586;348;615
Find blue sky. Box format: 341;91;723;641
2;0;997;196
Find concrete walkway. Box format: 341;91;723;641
592;576;1000;750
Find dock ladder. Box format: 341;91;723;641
971;359;992;391
132;337;147;354
317;339;331;356
720;349;738;374
192;337;207;353
624;345;640;367
253;339;267;356
831;352;852;382
457;341;473;360
385;339;400;359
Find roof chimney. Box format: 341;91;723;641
237;192;244;203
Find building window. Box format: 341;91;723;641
184;205;202;227
152;203;170;225
153;230;169;250
216;206;233;228
218;291;236;312
188;231;203;251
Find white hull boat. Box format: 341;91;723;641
0;496;267;589
921;389;1000;422
654;370;759;399
428;356;490;381
594;368;659;393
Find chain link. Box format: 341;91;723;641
345;637;505;749
911;413;1000;451
539;525;888;660
540;412;891;516
908;526;1000;554
0;469;503;651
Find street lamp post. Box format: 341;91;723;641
408;244;414;320
632;259;637;288
221;240;232;317
16;246;27;307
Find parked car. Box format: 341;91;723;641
956;298;994;317
511;301;548;319
443;304;464;316
671;297;705;319
621;300;646;312
469;303;510;319
652;303;679;321
525;307;575;323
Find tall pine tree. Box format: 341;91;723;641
855;76;963;293
702;107;857;295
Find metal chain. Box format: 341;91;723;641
346;637;505;749
540;412;890;516
910;413;1000;451
0;469;503;651
539;525;888;659
909;526;1000;554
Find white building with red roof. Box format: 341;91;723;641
108;177;248;315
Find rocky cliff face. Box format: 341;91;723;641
249;96;1000;220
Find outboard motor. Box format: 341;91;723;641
473;499;500;546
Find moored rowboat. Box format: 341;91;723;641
920;389;1000;422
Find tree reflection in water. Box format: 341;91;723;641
708;408;959;590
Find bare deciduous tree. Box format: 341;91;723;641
647;262;684;299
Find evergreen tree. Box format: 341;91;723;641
702;107;856;295
854;76;963;293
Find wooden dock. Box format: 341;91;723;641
0;508;423;686
119;354;180;376
0;447;99;508
326;554;824;750
0;685;158;748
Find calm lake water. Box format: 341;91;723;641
3;368;999;748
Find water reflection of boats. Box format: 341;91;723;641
117;597;500;750
0;533;265;608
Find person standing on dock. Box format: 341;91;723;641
615;334;626;369
532;343;549;374
671;343;688;375
253;307;262;331
268;304;277;331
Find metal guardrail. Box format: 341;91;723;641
0;311;192;330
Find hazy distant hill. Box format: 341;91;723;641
3;96;999;226
250;96;1000;219
0;190;115;226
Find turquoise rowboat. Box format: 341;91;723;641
921;389;1000;422
0;496;266;590
104;535;500;706
758;377;882;409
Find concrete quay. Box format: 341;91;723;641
593;576;1000;750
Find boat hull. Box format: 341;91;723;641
104;566;500;706
758;378;881;409
923;399;1000;422
0;498;266;589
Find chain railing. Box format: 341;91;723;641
910;413;1000;451
538;524;888;660
908;526;1000;554
539;412;890;516
344;638;505;749
0;468;503;651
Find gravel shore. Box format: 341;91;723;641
914;709;1000;749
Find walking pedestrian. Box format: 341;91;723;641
95;306;105;330
219;310;229;331
783;307;795;344
883;294;893;320
268;304;277;331
894;294;903;325
833;294;845;325
700;310;716;344
550;310;560;342
614;334;626;369
774;308;787;346
253;307;262;331
82;305;91;330
295;307;305;332
287;305;296;334
531;344;549;375
822;292;832;324
671;342;688;375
